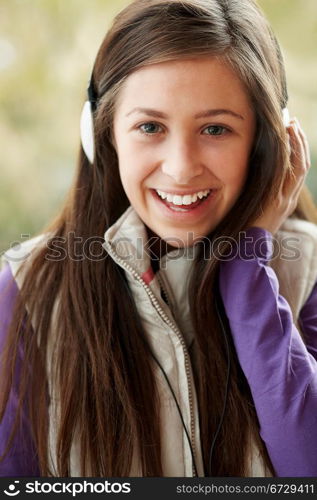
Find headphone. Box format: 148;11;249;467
80;76;98;164
79;39;290;476
80;74;290;166
80;0;291;166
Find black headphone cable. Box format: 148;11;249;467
208;288;231;476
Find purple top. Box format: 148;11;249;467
0;264;40;476
0;227;317;477
219;227;317;477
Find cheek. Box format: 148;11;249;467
216;146;250;186
118;142;157;186
230;163;249;189
117;153;148;197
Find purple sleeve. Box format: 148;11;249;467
218;227;317;477
299;282;317;360
0;264;40;477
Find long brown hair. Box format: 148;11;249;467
1;0;316;476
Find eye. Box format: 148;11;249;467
138;122;163;135
202;125;228;136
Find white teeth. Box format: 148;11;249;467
156;189;210;205
183;195;193;205
172;195;183;205
166;193;174;202
156;190;168;200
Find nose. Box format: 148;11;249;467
161;135;204;184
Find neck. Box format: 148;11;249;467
145;226;176;271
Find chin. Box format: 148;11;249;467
157;229;207;248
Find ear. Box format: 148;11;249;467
80;101;95;164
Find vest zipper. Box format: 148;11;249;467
104;240;197;477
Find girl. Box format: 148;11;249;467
1;0;317;478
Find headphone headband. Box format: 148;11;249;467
80;39;290;165
87;75;98;112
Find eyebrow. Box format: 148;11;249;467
126;107;245;120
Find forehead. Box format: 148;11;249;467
115;56;253;113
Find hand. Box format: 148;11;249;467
251;117;311;235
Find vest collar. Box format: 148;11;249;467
103;205;199;285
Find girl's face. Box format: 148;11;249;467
113;57;256;247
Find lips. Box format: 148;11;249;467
151;188;216;216
160;191;211;210
157;189;210;206
154;188;213;195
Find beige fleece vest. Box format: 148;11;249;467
3;214;317;477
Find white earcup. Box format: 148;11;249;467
282;107;290;127
80;101;95;164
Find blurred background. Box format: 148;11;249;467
1;0;316;253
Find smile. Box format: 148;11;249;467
155;189;211;206
151;188;217;217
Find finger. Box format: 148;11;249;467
287;121;307;173
294;118;311;169
281;164;306;216
282;123;306;196
288;120;305;167
282;169;306;204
